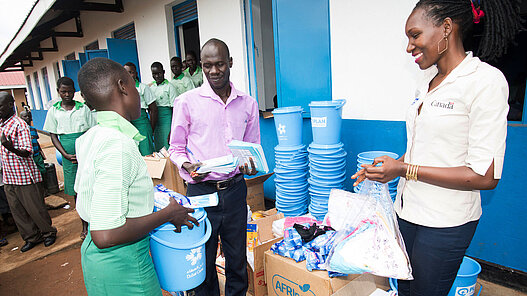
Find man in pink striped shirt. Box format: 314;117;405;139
169;38;260;296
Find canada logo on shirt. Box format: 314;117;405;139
430;100;454;110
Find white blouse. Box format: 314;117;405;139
394;52;509;228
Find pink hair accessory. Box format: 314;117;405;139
471;1;485;24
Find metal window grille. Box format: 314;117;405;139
173;0;198;27
85;40;99;51
113;23;136;40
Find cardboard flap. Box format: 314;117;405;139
245;172;274;186
331;274;377;296
144;157;167;179
250;212;284;243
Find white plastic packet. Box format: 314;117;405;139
324;181;413;280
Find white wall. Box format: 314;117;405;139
330;0;421;121
197;0;249;93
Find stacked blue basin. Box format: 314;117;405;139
307;100;347;221
272;106;309;216
354;151;400;201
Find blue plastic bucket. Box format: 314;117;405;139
357;151;399;164
150;218;212;292
272;106;303;147
152;208;207;243
55;150;63;166
309;100;346;145
388;257;482;296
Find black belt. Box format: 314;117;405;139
203;174;244;191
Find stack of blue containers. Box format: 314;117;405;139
272;107;309;216
354;151;400;201
307;100;347;220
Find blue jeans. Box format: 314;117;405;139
186;177;248;296
397;217;478;296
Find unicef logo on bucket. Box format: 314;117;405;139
311;117;327;128
271;275;314;296
278;124;287;135
455;284;476;296
186;247;202;266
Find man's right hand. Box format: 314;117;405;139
182;162;209;182
166;198;199;232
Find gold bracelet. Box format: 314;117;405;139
413;165;420;181
405;163;412;180
410;164;417;181
405;164;420;181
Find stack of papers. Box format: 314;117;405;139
196;154;238;174
228;140;269;173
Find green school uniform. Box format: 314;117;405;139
43;100;96;196
74;111;161;296
183;66;203;87
170;73;195;97
150;79;177;151
131;80;156;156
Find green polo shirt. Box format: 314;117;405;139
149;79;178;107
43;100;96;134
170;73;195;97
136;80;156;109
184;66;203;87
74;111;154;231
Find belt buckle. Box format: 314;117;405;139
216;179;230;191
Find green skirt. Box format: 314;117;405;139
59;132;84;196
33;153;46;176
131;109;154;156
154;106;173;151
81;230;162;296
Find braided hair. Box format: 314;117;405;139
414;0;524;61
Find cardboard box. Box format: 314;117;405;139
264;251;390;296
245;173;273;211
248;209;284;296
144;156;186;194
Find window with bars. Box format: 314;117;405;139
64;52;75;60
113;23;136;40
85;40;100;51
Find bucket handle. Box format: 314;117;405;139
335;99;346;110
476;283;483;296
150;218;212;249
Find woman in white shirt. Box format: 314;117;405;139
352;0;522;295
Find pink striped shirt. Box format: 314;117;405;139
169;81;260;183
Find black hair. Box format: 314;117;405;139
124;62;137;70
202;38;231;59
151;62;163;69
170;56;182;63
186;51;197;59
415;0;523;61
77;57;130;109
57;76;75;88
0;91;14;103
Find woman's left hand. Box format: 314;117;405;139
351;156;405;185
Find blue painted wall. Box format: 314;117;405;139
32;109;48;131
259;116;527;272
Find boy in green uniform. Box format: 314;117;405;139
183;51;203;87
170;56;195;96
75;57;197;296
149;62;177;151
124;62;157;156
43;77;96;239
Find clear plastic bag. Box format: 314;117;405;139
324;180;413;280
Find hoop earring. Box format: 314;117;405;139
437;33;448;55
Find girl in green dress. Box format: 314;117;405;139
76;58;198;296
43;77;96;239
150;62;178;151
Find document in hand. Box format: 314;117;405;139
228;140;269;173
196;154;239;174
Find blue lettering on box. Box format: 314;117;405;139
271;275;314;296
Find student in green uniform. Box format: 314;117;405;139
43;77;96;239
75;57;198;296
150;62;177;151
124;62;157;156
183;51;203;87
170;56;195;96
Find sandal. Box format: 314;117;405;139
80;231;88;241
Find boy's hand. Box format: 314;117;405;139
166;198;199;232
239;157;257;176
64;153;78;164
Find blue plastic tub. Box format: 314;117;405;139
272;106;303;147
357;151;399;164
150;218;212;292
388;257;482;296
309;100;346;145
